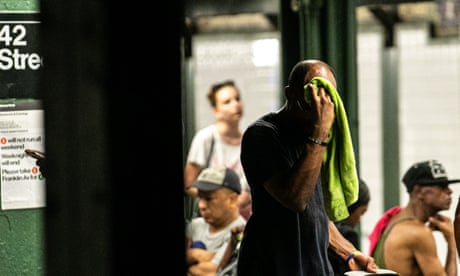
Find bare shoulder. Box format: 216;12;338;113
386;219;428;247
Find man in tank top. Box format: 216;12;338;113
371;160;458;276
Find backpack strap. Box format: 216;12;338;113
205;135;215;168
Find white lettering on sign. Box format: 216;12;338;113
0;24;42;70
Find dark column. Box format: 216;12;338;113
41;1;185;275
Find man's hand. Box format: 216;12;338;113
230;225;245;245
428;213;454;239
305;84;335;140
36;158;47;178
348;251;379;273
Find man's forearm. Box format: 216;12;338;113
454;201;460;258
328;221;356;259
445;237;457;276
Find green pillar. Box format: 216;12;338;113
0;1;43;275
296;0;360;167
299;0;323;59
279;0;301;100
382;48;400;209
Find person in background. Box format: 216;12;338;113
454;196;460;258
237;59;378;275
328;178;371;276
185;167;246;276
370;160;458;276
184;80;252;221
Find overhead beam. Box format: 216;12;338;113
368;5;402;47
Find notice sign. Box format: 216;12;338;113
0;100;44;210
0;12;44;210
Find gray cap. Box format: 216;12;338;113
193;167;241;194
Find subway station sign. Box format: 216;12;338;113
0;12;41;98
0;13;41;70
0;12;44;210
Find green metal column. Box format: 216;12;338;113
0;1;44;276
382;48;400;209
295;0;360;168
362;3;401;212
323;0;360;166
279;0;301;97
298;0;323;59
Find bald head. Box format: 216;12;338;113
287;60;337;90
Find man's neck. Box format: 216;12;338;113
209;211;240;233
403;202;433;223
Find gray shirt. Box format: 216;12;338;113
186;215;246;265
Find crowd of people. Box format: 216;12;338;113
184;80;251;275
183;60;460;276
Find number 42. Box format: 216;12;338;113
0;25;27;47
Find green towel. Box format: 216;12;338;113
304;76;359;221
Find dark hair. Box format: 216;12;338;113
207;80;237;107
347;179;370;214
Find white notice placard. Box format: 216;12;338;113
0;108;45;210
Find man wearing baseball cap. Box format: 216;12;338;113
185;167;246;276
371;160;458;276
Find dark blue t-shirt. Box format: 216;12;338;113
237;112;333;276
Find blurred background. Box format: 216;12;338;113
183;0;460;261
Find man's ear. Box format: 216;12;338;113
229;192;240;203
284;85;294;100
414;185;429;198
285;85;304;102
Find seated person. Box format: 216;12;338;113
455;197;460;258
370;160;458;276
185;167;246;276
328;178;370;276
